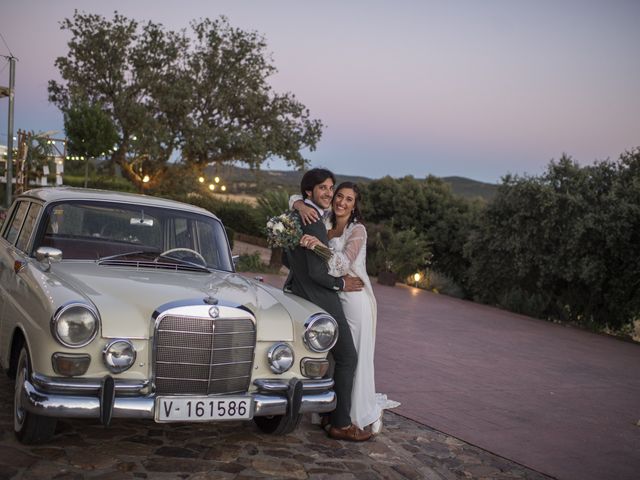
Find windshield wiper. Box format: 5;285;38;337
155;254;212;273
98;250;211;273
97;250;160;262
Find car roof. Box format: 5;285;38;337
17;187;216;218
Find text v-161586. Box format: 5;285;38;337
155;396;252;422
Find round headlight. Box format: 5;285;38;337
303;314;338;353
103;340;136;373
267;343;294;374
52;303;99;348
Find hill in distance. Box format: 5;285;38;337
439;176;499;201
207;165;498;201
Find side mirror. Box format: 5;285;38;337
36;246;63;271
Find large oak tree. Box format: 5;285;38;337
49;11;323;190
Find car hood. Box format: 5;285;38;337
50;262;293;340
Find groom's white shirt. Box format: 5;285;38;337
303;198;326;216
290;194;330;219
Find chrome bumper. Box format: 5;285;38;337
21;376;336;421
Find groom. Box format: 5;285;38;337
284;168;371;441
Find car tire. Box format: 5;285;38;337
14;346;57;444
254;413;302;435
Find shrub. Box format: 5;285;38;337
225;226;235;250
465;150;640;330
497;287;551;319
174;193;264;238
366;223;431;279
256;189;291;221
62;174;136;192
361;175;479;292
425;270;465;298
216;200;263;237
235;252;268;272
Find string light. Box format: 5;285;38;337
199;174;227;193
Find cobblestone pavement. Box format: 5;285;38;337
0;376;551;479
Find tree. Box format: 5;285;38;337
361;175;478;290
49;11;189;190
16;132;56;193
64;100;119;186
182;17;323;170
48;11;323;191
465;151;640;329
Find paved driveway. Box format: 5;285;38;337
255;273;640;480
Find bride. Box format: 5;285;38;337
292;182;383;434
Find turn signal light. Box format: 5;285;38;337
300;358;329;378
52;353;91;376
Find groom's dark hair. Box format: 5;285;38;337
300;168;336;199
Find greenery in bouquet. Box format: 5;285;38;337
266;212;303;250
265;212;332;261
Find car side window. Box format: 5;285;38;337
3;201;29;245
16;203;43;253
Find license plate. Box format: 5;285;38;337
155;396;253;422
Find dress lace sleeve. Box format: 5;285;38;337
288;194;303;210
328;224;367;277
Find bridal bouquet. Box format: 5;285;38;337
266;212;332;261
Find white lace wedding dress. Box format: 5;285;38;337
327;222;384;429
288;196;400;429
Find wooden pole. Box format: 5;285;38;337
3;56;16;207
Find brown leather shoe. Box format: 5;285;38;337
328;424;372;442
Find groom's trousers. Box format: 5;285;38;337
322;300;358;429
283;217;358;428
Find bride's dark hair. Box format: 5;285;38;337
330;182;364;228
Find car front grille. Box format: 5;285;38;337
154;314;256;395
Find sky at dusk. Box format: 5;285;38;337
1;0;639;183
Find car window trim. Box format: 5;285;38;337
15;202;44;254
3;200;30;246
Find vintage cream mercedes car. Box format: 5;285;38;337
0;187;337;444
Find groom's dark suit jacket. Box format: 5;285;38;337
284;214;343;313
283;211;357;428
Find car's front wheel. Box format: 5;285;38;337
254;414;302;435
14;346;57;444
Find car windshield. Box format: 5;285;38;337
33;200;233;272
